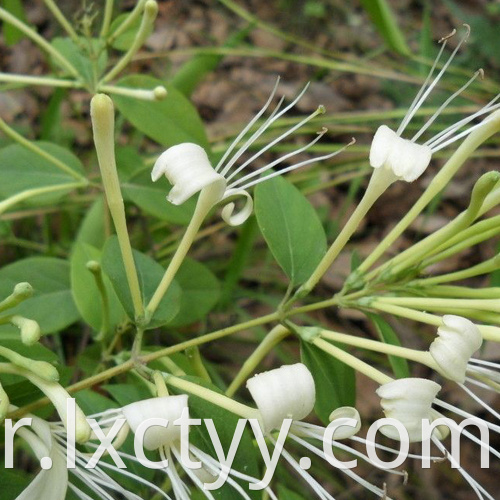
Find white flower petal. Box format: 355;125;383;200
247;363;315;433
430;315;483;383
152;143;226;205
122;395;188;451
369;125;395;169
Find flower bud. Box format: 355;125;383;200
247;363;315;433
122;395;188;451
376;378;448;442
151;143;226;205
429;315;482;383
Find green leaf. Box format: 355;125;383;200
255;176;327;285
0;0;27;45
168;258;220;327
75;197;107;249
70;242;127;334
359;0;410;56
113;75;209;148
277;485;308;500
101;236;180;328
0;142;84;206
367;313;410;378
0;257;80;333
51;37;107;86
300;340;356;424
122;167;195;225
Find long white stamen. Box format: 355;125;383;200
218;95;287;177
398;34;452;135
269;436;335;500
297;426;405;478
290;433;390;498
429;101;500;152
460;383;500;420
469;358;500;369
398;26;470;135
465;376;497;392
432;437;494;500
160;447;191;500
220;83;311;177
68;483;96;500
461;428;500;460
215;77;281;173
171;448;217;500
434;399;500;434
225;102;323;182
412;69;483;142
228;127;328;189
234;139;354;192
189;446;259;500
350;435;441;460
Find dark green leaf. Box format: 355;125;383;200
113;75;209;148
300;340;356;424
101;236;180;328
75;197;107;249
0;257;80;333
0;142;84;207
255;176;327;285
367;313;410;378
0;0;27;45
70;242;127;334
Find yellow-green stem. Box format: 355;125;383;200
226;324;290;397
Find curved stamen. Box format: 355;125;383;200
220;83;312;177
215;77;281;173
398;25;470;135
432;437;495;500
412;69;483;142
234;138;355;192
290;434;390;499
460;383;500;420
228;127;329;189
398;29;456;136
224;101;323;182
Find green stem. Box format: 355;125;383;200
0;183;86;217
298;166;395;296
313;337;392;385
164;374;259;419
86;261;111;340
91;94;144;321
100;0;114;38
146;186;219;319
0;72;79;88
0;7;79;78
425;286;500;299
101;0;158;83
370;300;500;341
0;116;87;182
107;0;147;43
412;254;500;286
99;84;166;100
10;311;279;419
319;329;437;369
43;0;80;43
357;109;500;275
226;324;290;397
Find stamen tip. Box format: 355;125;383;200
478;68;485;80
348;137;356;146
317;104;326;115
317;126;328;135
463;23;471;38
439;28;456;44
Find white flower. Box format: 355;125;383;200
15;412;155;500
152;79;352;226
94;394;273;500
370;26;500;182
376;377;448;442
248;363;406;499
377;377;498;500
429;315;482;383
